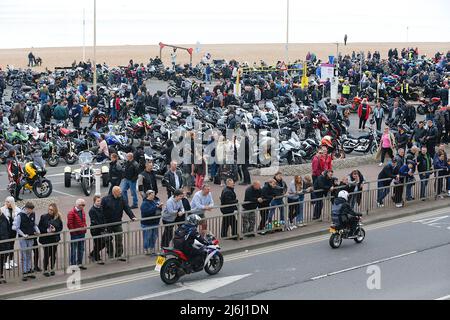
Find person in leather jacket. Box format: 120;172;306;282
173;214;208;269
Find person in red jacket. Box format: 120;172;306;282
320;146;333;171
357;98;372;131
67;199;88;269
311;148;325;184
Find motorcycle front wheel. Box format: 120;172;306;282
81;177;92;196
204;252;224;275
33;179;53;198
329;233;342;249
160;258;181;285
354;228;366;243
65;153;78;165
47;155;60;167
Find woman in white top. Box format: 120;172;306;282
0;197;20;270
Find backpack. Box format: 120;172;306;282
172;226;188;249
331;202;343;226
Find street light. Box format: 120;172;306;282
82;8;86;62
93;0;97;91
285;0;289;65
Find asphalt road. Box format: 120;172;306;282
16;207;450;300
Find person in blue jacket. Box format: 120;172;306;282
140;190;162;256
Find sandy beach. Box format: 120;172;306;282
0;42;449;71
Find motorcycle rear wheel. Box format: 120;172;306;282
204;252;224;275
329;233;342;249
160;258;181;285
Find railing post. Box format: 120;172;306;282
126;221;131;262
366;181;371;215
402;176;407;207
63;231;68;274
237;207;242;241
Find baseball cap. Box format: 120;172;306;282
146;190;155;196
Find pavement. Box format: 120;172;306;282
3;197;450;300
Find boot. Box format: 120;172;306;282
14;187;23;201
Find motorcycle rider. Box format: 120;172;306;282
172;214;209;271
331;191;362;235
7;149;23;201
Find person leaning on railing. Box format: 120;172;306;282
140;190;162;256
161;189;185;248
67;199;88;270
220;179;239;239
101;186;137;261
0;209;10;284
12;202;40;282
242;181;263;236
417;146;433;200
0;197;20;271
38;203;63;277
88;195;110;264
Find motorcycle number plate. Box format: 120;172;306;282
154;256;166;272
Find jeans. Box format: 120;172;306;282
406;177;415;200
377;181;391;204
43;244;58;271
142;225;158;250
268;198;285;223
110;108;117;122
209;163;218;178
107;225;124;258
161;220;174;248
205;73;211;83
70;234;85;266
288;196;304;224
19;239;34;273
121;179;138;207
419;173;431;199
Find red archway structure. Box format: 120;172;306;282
159;42;194;66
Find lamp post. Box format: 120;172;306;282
285;0;289;65
82;8;86;62
93;0;97;92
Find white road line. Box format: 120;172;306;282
52;190;77;197
131;287;187;300
29;272;160;300
22;209;448;300
46;173;64;178
310;251;418;281
435;295;450;300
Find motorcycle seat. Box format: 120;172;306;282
60;128;76;136
347;134;369;140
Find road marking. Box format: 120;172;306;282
20;209;449;300
436;295;450;300
130;274;252;300
310;251;418;281
47;173;64;178
52;190;77;197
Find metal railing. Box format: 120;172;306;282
1;169;448;281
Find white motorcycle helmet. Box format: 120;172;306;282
338;191;349;201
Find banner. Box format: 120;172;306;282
320;63;335;82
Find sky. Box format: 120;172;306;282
0;0;449;49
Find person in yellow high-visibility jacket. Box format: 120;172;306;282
342;80;351;99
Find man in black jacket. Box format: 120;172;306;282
88;195;110;264
242;181;263;236
101;187;136;261
417;146;433;200
162;161;183;198
138;162;158;198
376;159;400;207
238;129;251;185
220;179;238;239
120;153;140;209
108;153;123;195
424;119;438;158
395;126;409;152
313;170;335;220
412;121;427;148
